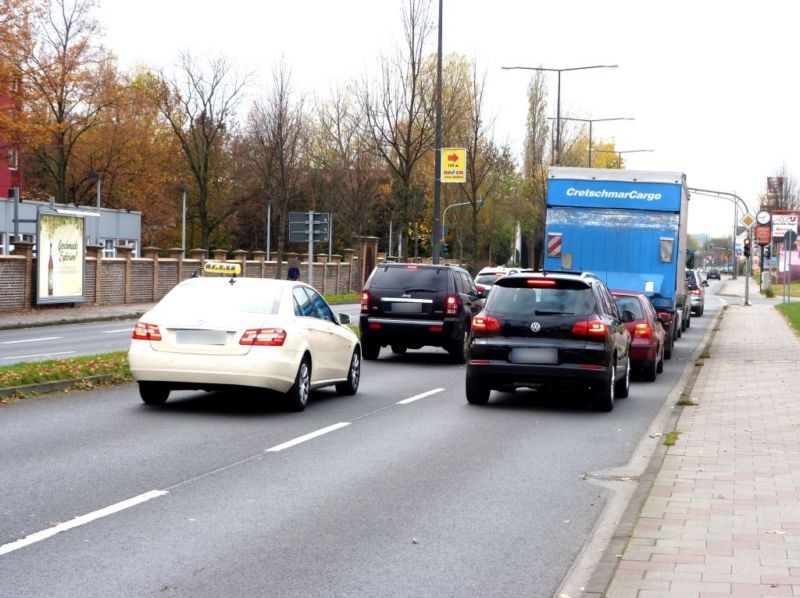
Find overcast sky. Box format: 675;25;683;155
97;0;799;240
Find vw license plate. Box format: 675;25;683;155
510;348;557;364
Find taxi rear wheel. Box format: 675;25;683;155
335;350;361;396
139;382;169;405
286;357;311;411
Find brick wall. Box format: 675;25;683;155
0;250;362;314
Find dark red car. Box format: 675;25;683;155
612;290;665;382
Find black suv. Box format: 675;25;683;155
466;270;631;411
359;262;484;362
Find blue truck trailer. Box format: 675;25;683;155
543;167;690;358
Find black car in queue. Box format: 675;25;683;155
359;262;484;363
465;270;632;411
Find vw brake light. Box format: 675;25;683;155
472;315;501;335
572;320;607;337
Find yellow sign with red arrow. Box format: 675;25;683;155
441;148;466;183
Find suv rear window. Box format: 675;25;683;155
488;280;594;315
368;266;450;291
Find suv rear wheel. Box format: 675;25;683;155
361;338;380;360
593;361;615;412
615;356;630;398
447;328;471;364
466;377;490;405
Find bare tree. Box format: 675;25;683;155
153;53;248;249
452;62;498;270
245;60;306;278
312;85;388;243
362;0;436;259
763;164;800;211
521;69;550;267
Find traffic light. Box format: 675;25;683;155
743;237;751;258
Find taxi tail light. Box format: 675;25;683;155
472;315;501;336
572;320;607;337
445;294;459;316
634;323;651;338
132;322;162;341
361;291;370;313
475;283;486;294
239;328;287;346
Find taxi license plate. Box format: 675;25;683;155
176;329;227;345
510;348;557;364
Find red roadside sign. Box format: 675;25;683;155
754;224;772;246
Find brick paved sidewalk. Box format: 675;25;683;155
604;302;800;597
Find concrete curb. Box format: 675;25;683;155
0;374;124;400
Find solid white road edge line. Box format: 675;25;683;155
101;328;134;334
266;422;351;453
397;387;445;405
1;351;75;361
1;337;62;344
0;490;168;557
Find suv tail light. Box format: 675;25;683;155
239;328;287;346
445;294;459;316
572;320;607;337
472;315;500;335
634;323;651;338
361;291;370;313
132;322;162;341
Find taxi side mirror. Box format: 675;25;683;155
338;313;352;325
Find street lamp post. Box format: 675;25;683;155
501;64;618;165
432;0;444;264
548;116;634;167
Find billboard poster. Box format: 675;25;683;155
37;212;85;305
772;213;798;239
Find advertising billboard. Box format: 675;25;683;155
772;212;798;239
37;211;85;305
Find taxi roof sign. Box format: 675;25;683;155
203;261;242;276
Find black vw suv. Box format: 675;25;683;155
359;262;484;363
465;270;632;411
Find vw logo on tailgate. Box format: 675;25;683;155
530;321;541;333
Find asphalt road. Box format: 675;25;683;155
0;293;720;597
